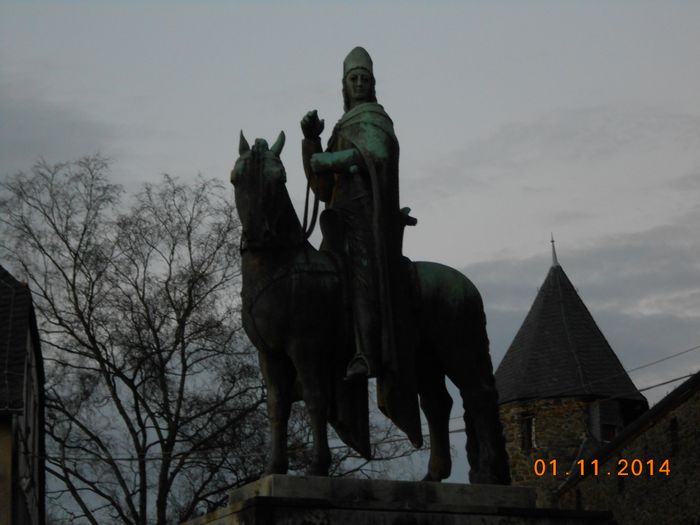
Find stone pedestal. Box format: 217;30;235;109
181;475;614;524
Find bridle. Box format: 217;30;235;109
235;132;312;254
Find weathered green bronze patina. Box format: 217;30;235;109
230;127;510;483
301;47;421;445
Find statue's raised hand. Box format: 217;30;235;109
301;110;325;140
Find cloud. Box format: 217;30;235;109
0;83;115;176
669;167;700;191
427;106;700;195
547;210;596;225
463;206;700;406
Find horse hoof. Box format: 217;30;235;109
264;463;288;475
469;471;503;485
305;462;330;477
421;473;442;482
305;468;329;476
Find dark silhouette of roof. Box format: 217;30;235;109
0;263;47;522
0;264;40;412
495;243;647;406
556;369;700;495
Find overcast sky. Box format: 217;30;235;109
2;1;699;483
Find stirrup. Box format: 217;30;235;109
345;355;373;381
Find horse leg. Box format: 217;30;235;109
259;350;295;475
289;341;331;476
418;365;453;482
447;336;511;485
462;377;510;484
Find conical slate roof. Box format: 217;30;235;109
495;246;646;405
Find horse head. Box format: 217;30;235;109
231;131;301;251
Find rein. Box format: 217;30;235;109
301;180;320;239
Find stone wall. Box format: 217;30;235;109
557;386;700;524
500;398;590;503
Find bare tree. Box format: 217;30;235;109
0;156;422;524
0;156;267;524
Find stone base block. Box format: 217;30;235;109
182;475;614;525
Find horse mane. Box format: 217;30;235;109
275;171;306;247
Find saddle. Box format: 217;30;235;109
319;206;421;322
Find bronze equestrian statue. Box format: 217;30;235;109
230;128;510;484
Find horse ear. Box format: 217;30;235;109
239;131;250;155
270;131;285;157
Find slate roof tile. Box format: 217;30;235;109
495;258;646;405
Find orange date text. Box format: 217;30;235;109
532;458;670;477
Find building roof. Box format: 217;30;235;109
0;264;39;412
556;369;700;495
495;243;647;405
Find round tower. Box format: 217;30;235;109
495;240;648;501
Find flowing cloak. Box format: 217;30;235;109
325;102;423;448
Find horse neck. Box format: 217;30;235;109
241;185;308;287
275;184;304;246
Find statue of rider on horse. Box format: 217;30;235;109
230;47;510;484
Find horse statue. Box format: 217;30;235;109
230;131;510;484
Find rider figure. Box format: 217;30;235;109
301;47;402;381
